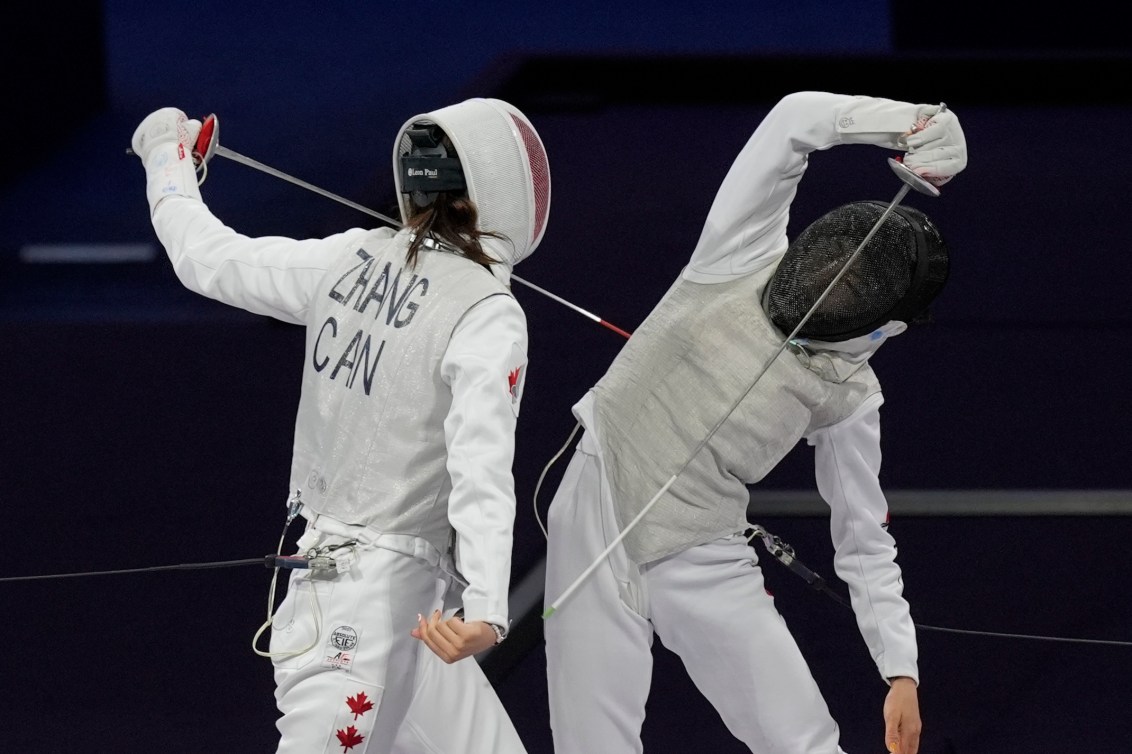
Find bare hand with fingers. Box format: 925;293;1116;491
411;610;497;663
883;676;922;753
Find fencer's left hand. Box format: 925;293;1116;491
882;677;922;754
411;609;497;663
901;107;967;188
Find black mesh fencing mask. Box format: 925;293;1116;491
764;200;949;342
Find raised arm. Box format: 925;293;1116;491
685;91;965;282
132;107;372;324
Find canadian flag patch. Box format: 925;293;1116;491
507;344;527;416
325;680;382;752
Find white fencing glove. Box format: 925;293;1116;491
835;97;968;187
130;107;203;216
900;108;967;187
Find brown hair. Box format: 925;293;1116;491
402;193;507;270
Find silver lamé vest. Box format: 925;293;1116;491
590;264;881;564
289;232;510;558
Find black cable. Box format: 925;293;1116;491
0;558;265;582
2;499;307;585
747;527;1132;648
6;528;1131;648
912;623;1132;647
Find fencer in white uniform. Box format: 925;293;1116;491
543;91;967;754
132;98;551;753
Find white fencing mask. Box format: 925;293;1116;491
393;98;551;273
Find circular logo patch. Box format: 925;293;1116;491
330;625;358;651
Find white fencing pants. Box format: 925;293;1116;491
270;544;526;753
544;437;847;753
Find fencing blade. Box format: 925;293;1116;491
207;142;632;339
214;144;401;227
128;117;633;339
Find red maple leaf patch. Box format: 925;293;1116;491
346;690;375;720
508;366;522;400
336;725;365;751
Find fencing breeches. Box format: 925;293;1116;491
544;437;847;753
270;543;526;753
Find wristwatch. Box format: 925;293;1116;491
487;622;508;645
454;609;508;645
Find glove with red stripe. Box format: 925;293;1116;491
130;107;204;215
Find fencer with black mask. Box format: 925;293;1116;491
132;98;549;753
543;91;966;754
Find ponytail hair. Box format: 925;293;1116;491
403;193;507;270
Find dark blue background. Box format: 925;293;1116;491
2;3;1130;752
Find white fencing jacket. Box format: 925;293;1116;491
576;91;925;683
150;198;526;629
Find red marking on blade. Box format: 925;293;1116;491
600;320;632;339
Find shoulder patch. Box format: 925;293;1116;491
507;343;528;417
